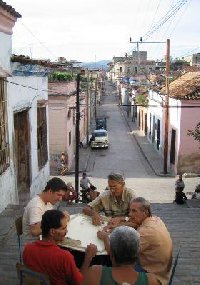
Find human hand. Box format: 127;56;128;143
92;213;103;226
63;210;70;222
85;243;97;260
97;230;109;241
107;217;122;229
102;225;112;234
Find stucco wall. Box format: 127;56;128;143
147;90;164;154
177;100;200;174
0;162;17;213
0;32;11;74
149;92;200;174
6;75;50;202
48;95;76;170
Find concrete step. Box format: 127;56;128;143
0;203;199;285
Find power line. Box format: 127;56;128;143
18;21;57;59
119;104;200;108
4;78;77;97
168;0;191;38
143;0;189;40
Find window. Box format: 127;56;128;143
37;107;48;169
69;131;71;146
0;78;9;174
73;110;75;125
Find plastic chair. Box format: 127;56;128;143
16;262;50;285
15;216;23;262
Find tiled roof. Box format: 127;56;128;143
163;72;200;100
11;55;71;71
11;55;52;67
0;0;21;18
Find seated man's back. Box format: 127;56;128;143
23;240;82;285
138;216;172;285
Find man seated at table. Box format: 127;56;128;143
82;226;160;285
98;197;173;285
23;209;97;285
82;172;136;225
62;182;77;204
23;177;69;243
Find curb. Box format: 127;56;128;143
119;106;175;178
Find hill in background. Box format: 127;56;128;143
81;60;111;70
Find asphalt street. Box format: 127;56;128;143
63;80;199;203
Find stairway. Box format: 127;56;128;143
0;202;199;284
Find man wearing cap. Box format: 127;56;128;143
82;172;136;225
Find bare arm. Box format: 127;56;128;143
147;273;162;285
80;244;97;275
82;206;103;225
82;265;101;285
106;217;138;230
30;222;41;237
97;230;110;254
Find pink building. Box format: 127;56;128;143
148;72;200;174
48;81;87;172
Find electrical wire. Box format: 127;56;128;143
148;0;162;31
143;0;189;40
168;0;191;38
17;21;57;59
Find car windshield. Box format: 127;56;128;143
94;131;107;137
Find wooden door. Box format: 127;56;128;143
14;110;31;192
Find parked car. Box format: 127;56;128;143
96;117;107;130
90;129;109;149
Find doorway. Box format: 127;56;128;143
170;129;176;164
14;110;31;193
157;119;160;150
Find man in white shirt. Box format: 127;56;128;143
23;177;68;243
80;172;92;202
80;172;91;191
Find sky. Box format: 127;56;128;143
7;0;200;62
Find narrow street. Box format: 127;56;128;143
0;81;199;285
79;81;198;202
88;81;154;177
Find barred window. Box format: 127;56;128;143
0;78;9;174
37;106;48;169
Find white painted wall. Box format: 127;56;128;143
0;32;11;74
0;31;15;213
6;74;50;201
148;90;164;154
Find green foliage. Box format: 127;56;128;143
49;71;73;82
135;94;149;107
188;122;200;145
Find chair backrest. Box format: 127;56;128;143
15;216;23;236
16;262;50;285
168;247;181;285
15;216;23;262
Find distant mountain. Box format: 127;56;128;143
81;60;111;70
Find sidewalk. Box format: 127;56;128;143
120;107;174;177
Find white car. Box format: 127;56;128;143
91;129;109;149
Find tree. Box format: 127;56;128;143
188;122;200;145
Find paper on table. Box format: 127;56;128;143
65;214;107;252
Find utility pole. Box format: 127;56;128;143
129;38;165;73
86;72;90;145
163;39;170;174
75;73;81;201
94;75;98;119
